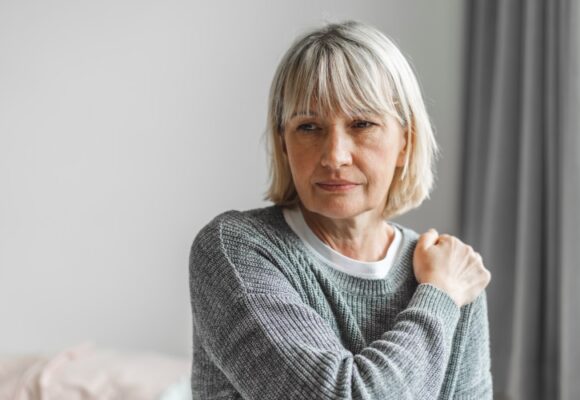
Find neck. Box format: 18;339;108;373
298;203;393;262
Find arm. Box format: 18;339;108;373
189;215;462;400
449;290;493;399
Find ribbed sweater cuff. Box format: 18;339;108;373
407;283;461;334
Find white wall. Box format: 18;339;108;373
0;0;465;357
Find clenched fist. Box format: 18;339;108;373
413;229;491;307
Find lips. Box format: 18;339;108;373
316;180;358;185
315;180;360;192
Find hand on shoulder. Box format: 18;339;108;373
413;229;492;307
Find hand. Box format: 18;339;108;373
413;229;491;307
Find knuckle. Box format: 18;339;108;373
482;269;491;282
440;234;457;245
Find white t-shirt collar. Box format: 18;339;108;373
282;206;402;280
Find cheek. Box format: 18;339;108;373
288;150;315;183
363;149;398;183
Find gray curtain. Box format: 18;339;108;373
460;1;580;399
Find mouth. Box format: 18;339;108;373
315;182;360;192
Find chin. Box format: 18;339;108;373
302;199;364;220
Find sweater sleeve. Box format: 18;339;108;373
189;215;461;400
451;290;493;399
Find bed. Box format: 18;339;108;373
0;341;191;400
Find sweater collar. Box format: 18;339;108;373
270;205;419;296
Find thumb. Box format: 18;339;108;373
417;228;439;250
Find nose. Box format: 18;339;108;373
320;125;353;169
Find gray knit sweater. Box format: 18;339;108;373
189;205;492;399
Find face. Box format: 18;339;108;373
282;108;407;220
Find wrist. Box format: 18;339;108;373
422;282;461;307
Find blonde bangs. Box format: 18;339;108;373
279;41;401;132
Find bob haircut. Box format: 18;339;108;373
263;20;440;219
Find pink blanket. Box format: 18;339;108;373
0;342;190;400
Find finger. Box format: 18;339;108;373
417;228;439;250
437;234;453;242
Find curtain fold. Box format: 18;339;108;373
460;1;579;399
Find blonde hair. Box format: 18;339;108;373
263;20;440;219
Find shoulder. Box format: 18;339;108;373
389;221;420;241
189;205;299;298
191;205;287;255
388;221;421;256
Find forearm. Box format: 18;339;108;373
449;290;493;399
192;281;461;399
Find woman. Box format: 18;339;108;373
189;20;492;400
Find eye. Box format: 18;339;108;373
296;123;319;132
352;120;376;129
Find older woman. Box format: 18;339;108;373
189;20;492;400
